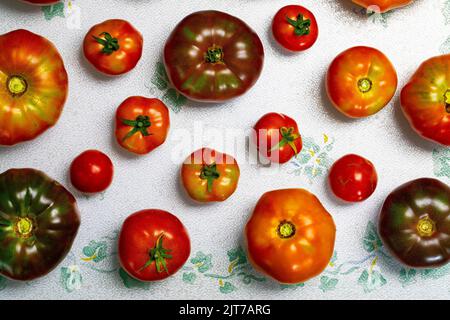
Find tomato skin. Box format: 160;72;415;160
253;113;302;164
379;178;450;268
245;189;336;284
115;97;170;155
70;150;114;193
118;209;191;282
164;10;264;102
83;19;143;76
272;5;318;52
328;154;378;202
20;0;60;4
352;0;413;13
0;29;68;146
326;46;398;118
400;55;450;146
181;148;240;202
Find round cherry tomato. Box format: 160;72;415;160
83;19;143;76
0;29;68;146
115;97;170;155
352;0;413;13
253;113;302;164
272;5;318;52
245;189;336;284
328;154;378;202
181;148;240;202
70;150;114;193
379;178;450;268
119;209;191;282
326;46;398;118
164;10;264;102
20;0;60;4
401;55;450;146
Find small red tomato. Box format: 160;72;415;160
83;19;143;76
328;154;378;202
70;150;114;193
254;113;302;164
115;97;170;155
119;209;191;282
272;5;318;52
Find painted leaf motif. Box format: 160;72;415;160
118;268;150;290
162;88;186;113
358;269;387;293
82;240;108;263
60;266;82;293
42;3;65;21
420;263;450;279
444;0;450;25
398;268;417;287
432;148;450;179
182;272;197;284
151;62;169;90
219;281;236;294
190;252;213;273
362;221;383;253
280;282;305;290
0;276;6;291
227;247;247;266
319;276;338;292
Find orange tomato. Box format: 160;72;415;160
115;97;170;155
326;46;398;118
352;0;413;13
245;189;336;284
181;148;240;203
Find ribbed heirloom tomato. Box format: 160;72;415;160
181;148;240;202
253;113;302;164
326;46;398;118
352;0;413;13
115;97;170;155
164;10;264;102
245;189;336;284
0;29;68;146
119;209;190;282
401;55;450;146
83;19;143;76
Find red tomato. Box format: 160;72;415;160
20;0;60;4
70;150;114;193
272;5;318;52
83;19;143;76
115;97;170;155
253;113;302;164
328;154;378;202
352;0;413;13
118;209;191;282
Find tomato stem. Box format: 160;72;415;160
286;14;311;36
93;32;120;55
358;78;373;93
6;75;28;97
270;127;300;155
139;233;172;274
120;115;152;142
205;47;224;63
417;215;436;237
200;163;220;193
14;217;34;238
277;220;296;239
444;90;450;113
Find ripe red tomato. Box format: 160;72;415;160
119;209;191;282
83;19;143;76
352;0;413;13
253;113;302;164
115;97;170;155
326;46;398;118
328;154;378;202
20;0;60;4
70;150;114;193
272;5;318;52
181;148;240;202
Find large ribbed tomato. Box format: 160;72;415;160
352;0;413;13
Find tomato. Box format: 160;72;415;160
115;97;170;155
379;178;450;268
400;55;450;146
83;19;143;76
328;154;378;202
20;0;60;4
70;150;114;193
164;10;264;102
181;148;240;202
352;0;413;13
253;113;302;164
0;29;68;146
0;169;80;281
245;189;336;284
326;46;398;118
118;209;190;282
272;5;318;52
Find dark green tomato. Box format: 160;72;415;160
379;178;450;268
164;10;264;102
0;168;80;281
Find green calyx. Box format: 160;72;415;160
271;126;301;155
205;47;224;63
93;32;120;55
139;233;172;274
286;14;311;36
200;163;220;193
121;115;152;142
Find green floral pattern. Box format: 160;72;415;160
433;148;450;179
42;3;65;21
